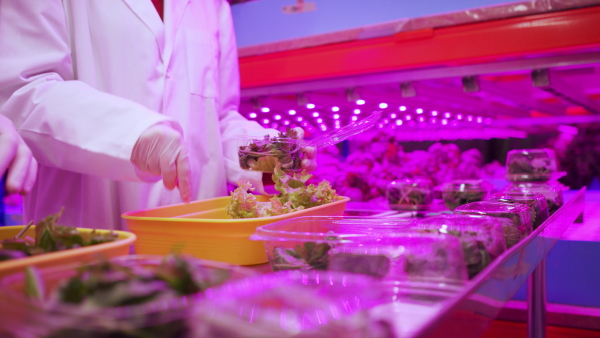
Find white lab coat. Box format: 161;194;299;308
0;0;267;229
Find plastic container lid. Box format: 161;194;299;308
237;135;306;173
485;192;549;230
329;232;468;282
415;214;507;279
504;181;564;214
387;178;434;211
438;179;493;211
505;148;564;182
454;201;533;248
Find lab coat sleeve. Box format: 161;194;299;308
0;1;172;182
215;1;277;187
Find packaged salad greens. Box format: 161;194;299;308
506;148;563;182
0;255;253;338
416;214;506;279
238;129;306;173
438;179;493;211
454;201;532;248
386;178;434;211
485;192;550;230
504;181;565;214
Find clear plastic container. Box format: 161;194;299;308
415;214;507;279
237;135;306;173
250;216;417;272
328;233;468;282
199;270;390;337
506;148;563;182
504;182;564;214
454;201;533;248
0;255;254;337
387;178;434;211
485;192;550;230
438;179;493;211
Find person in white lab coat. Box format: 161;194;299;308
0;114;37;195
0;0;301;230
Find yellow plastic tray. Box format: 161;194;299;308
0;226;136;279
122;195;350;265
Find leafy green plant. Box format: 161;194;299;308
238;129;304;172
271;242;332;271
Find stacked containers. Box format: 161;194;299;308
504;149;566;215
438;179;493;211
485;192;550;230
454;201;533;248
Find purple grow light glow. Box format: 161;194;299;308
476;116;483;123
430;118;438;124
451;120;459;126
283;120;290;126
383;119;389;124
274;115;281;120
467;115;474;122
356;99;366;105
317;118;323;123
441;119;448;125
262;118;269;124
249;113;257;118
418;116;425;122
296;117;303;122
431;111;438;116
378;124;383;128
306;103;315;109
288;110;296;115
271;123;279;128
333;114;340;120
408;120;417;127
390;113;397;119
484;117;492;125
405;115;412;121
396;120;402;126
335;125;341;129
312;112;319;117
399;106;407;111
320;125;327;131
351;116;358;121
261;107;270;113
456;114;463;120
302;122;308;127
331;106;340;112
416;108;423;114
379;103;388;109
444;112;451;118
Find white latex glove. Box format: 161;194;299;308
131;123;192;202
0;115;37;195
291;127;317;172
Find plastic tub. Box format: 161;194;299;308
250;216;417;272
122;196;350;265
387;178;434;211
505;148;563;182
329;233;468;282
504;182;564;214
438;179;493;211
485;192;550;229
0;255;254;338
454;201;533;248
237;135;306;173
0;225;135;279
416;215;507;279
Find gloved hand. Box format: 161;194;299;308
131;123;192;202
292;127;317;172
0;115;37;195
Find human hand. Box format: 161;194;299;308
0;115;37;195
131;123;192;202
291;127;317;172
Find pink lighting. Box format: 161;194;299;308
288;110;296;115
353;109;361;114
283;120;290;126
383;119;389;124
399;106;407;111
378;124;384;128
249;113;257;118
261;107;270;113
320;125;327;131
467;115;474;122
408;121;417;127
405;115;412;121
430;118;438;124
356;99;366;105
396;120;402;126
431;111;438;116
306;103;315;109
451;120;459;126
416;108;423;114
312;112;319;117
476;116;483;123
333;114;340;120
456;114;463;120
441;119;448;125
444;112;451;118
484;117;492;125
335;125;341;129
271;123;279;128
296;117;303;122
379;103;388;109
331;106;340;112
302;122;308;127
418;116;425;122
390;113;397;119
351;116;358;121
317;118;323;123
274;115;281;120
262;118;269;124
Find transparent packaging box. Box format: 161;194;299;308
0;255;254;338
454;201;533;248
485;191;550;230
505;148;563;182
250;216;417;272
504;181;565;214
415;215;507;279
387;178;434;211
438;179;493;211
237;135;306;173
328;233;468;282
